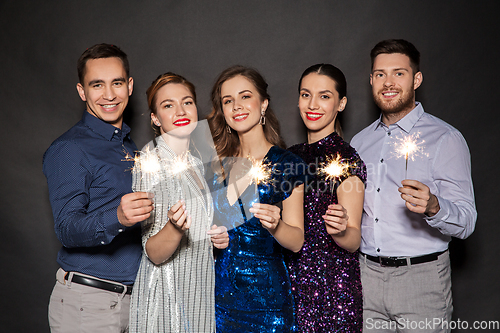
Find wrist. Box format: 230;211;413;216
425;194;440;217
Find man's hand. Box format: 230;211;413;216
398;180;440;216
117;192;154;227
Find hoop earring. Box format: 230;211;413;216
259;111;266;125
226;125;231;133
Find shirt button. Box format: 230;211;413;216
387;131;391;136
377;248;381;252
101;241;105;245
380;158;384;163
375;218;379;222
377;188;380;192
114;129;119;134
118;229;123;233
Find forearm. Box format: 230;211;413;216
425;196;477;239
269;220;304;252
331;226;361;253
55;206;122;248
334;176;364;252
145;221;184;265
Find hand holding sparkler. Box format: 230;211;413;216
398;179;440;217
249;203;282;231
117;192;154;227
167;200;191;231
322;204;348;236
207;225;229;249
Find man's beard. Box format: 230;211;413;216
373;88;415;115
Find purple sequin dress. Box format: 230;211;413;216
286;132;366;332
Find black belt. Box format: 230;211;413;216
65;273;133;295
362;250;446;267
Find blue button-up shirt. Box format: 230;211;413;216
351;103;476;257
43;112;141;284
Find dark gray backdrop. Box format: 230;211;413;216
1;1;499;331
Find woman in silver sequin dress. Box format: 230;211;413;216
129;73;229;333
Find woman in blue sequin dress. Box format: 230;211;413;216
207;66;306;333
286;64;366;332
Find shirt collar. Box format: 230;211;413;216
82;111;131;141
375;102;424;133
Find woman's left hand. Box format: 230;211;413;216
207;225;229;249
323;204;348;236
249;203;281;231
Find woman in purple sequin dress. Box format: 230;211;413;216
286;64;367;332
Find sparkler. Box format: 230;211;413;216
247;157;272;186
318;153;350;194
168;152;190;177
392;132;427;179
129;146;162;192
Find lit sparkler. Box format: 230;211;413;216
318;153;350;194
124;146;163;194
168;152;190;177
247;157;272;186
392;132;427;179
132;147;162;189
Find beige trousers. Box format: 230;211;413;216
48;268;131;333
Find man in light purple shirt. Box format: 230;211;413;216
351;39;476;332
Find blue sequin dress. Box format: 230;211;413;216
286;132;366;333
212;146;305;333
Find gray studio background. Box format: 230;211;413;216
1;1;499;331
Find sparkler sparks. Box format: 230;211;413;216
131;147;161;175
248;157;272;186
318;154;350;193
392;132;427;178
168;152;190;176
319;154;350;181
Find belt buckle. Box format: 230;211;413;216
379;256;397;267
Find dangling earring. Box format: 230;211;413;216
259;110;266;125
226;125;231;133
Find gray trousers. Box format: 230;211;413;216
48;268;131;333
360;251;453;333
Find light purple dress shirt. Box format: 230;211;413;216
351;103;476;257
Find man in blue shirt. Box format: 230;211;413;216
43;44;153;333
351;39;476;332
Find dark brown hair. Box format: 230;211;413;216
207;65;285;158
370;39;420;74
298;63;347;137
146;72;197;136
77;43;129;83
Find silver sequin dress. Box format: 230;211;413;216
130;136;215;333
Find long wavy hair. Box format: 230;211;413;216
207;65;285;159
146;72;197;137
298;63;347;138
